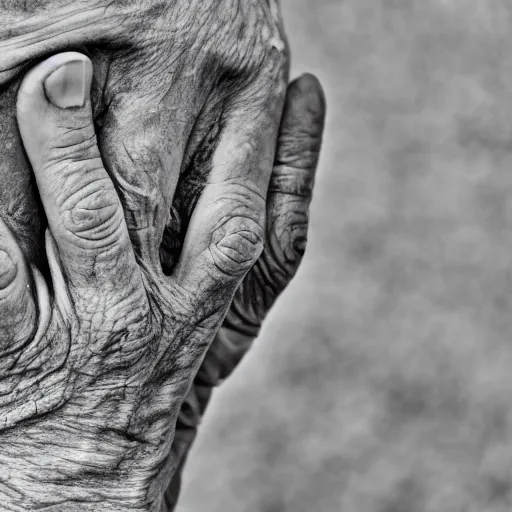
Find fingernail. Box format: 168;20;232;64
43;59;92;109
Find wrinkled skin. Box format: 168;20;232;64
0;2;326;511
166;74;325;510
0;0;288;263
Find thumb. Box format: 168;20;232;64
17;52;143;305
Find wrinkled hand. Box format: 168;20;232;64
0;51;286;511
0;0;288;269
0;2;327;510
165;75;326;510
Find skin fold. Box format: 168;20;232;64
0;2;326;510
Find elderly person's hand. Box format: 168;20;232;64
166;71;326;510
0;0;289;267
0;45;325;512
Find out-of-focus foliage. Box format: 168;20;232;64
179;1;512;510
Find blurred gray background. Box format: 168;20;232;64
179;1;512;511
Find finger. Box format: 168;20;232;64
0;217;37;355
169;66;288;328
178;75;326;404
94;52;192;275
16;52;143;304
267;73;326;270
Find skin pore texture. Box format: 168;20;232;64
0;1;326;511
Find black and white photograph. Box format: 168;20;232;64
1;1;511;511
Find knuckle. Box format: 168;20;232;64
210;216;264;277
270;205;309;266
289;219;308;259
269;166;315;197
276;134;322;169
61;180;123;248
